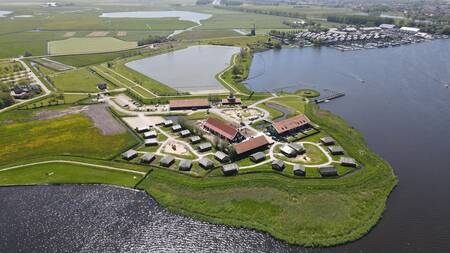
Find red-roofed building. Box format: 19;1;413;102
204;117;243;143
271;114;311;136
169;99;210;110
233;135;270;155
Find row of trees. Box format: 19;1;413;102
214;5;306;19
137;35;171;46
0;82;14;109
326;14;395;26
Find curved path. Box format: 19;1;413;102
0;160;146;175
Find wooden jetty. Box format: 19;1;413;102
314;91;345;103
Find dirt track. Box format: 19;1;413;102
82;104;126;135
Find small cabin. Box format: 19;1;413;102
163;120;173;127
250;152;265;163
280;145;296;157
190;136;201;144
143;131;157;139
222;163;239;176
122;149;137;160
340;157;357;167
320;136;336;146
136;126;149;133
214;151;230;163
272;160;285;171
179;159;192;171
172;124;182;132
160;155;175;167
328;146;344;155
319;166;338;177
140;153;156;164
144;139;158;146
199;158;214;170
293;164;305;176
198;142;212;152
180;129;191;138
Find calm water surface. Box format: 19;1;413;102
0;11;12;17
246;39;450;252
126;45;239;93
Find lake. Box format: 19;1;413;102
246;39;450;252
126;45;240;94
0;11;12;17
100;11;212;24
0;185;303;253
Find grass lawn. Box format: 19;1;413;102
274;143;329;165
174;30;241;40
0;112;138;165
270;96;307;114
257;102;284;120
51;68;112;92
48;37;138;55
49;49;143;67
0;163;142;187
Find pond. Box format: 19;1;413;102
126;45;240;94
100;11;212;24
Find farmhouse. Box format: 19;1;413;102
190;136;201;144
122;149;137;160
328;146;345;155
293;164;306;176
169;99;210;110
233;136;270;156
199;157;214;169
222;163;239;176
143;131;157;139
140;153;156;164
203;117;243;143
179;159;192;171
319;166;338;177
198;142;212;152
272;160;285;171
214;151;230;163
250;152;265;163
270;114;311;136
160;155;175;167
340;157;357;167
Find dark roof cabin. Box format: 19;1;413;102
122;149;137;160
319;166;338;177
160;155;175;167
320;136;336;146
328;146;344;155
198;142;212;152
199;157;214;170
289;143;305;154
250;152;265;163
280;145;297;157
140;153;156;164
214;151;230;163
190;136;201;144
179;159;192;171
222;163;239;176
144;139;158;146
293;164;305;176
272;160;285;171
340;157;357;167
97;83;107;90
180;129;191;137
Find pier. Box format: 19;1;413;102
314;90;345;103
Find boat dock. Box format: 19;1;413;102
314;90;345;103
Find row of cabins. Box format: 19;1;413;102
168;96;242;111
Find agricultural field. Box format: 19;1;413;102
0;110;138;165
48;37;138;55
174;30;241;40
50;68;112;92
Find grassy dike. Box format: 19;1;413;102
133;102;397;246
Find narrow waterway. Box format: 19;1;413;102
246;39;450;252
